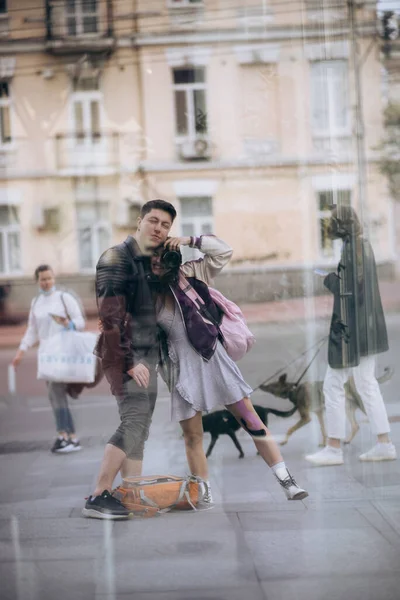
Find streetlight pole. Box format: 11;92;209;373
348;0;369;238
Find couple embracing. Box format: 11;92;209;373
83;199;308;520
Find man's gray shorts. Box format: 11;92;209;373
106;369;157;461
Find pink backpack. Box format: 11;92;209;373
178;274;255;361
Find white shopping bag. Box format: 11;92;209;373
38;331;98;383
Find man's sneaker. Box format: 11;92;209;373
55;438;82;453
305;446;344;466
82;490;132;520
51;437;67;453
274;470;309;501
359;442;397;462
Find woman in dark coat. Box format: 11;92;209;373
306;205;396;465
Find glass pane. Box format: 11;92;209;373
0;206;17;225
8;206;19;224
311;63;329;131
0;0;7;14
8;232;21;271
320;217;333;256
0;206;8;225
74;102;85;141
78;227;93;269
82;0;97;12
0;231;4;272
175;91;188;135
180;197;212;217
66;0;76;14
0;82;9;98
194;89;207;133
173;68;205;85
83;16;97;33
98;227;110;255
73;77;99;92
90;101;100;140
331;63;348;129
1;106;11;144
318;191;334;212
201;222;212;234
67;17;77;35
182;223;195;236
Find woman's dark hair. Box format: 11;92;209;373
34;264;53;281
140;199;177;222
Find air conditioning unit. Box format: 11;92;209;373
179;138;211;161
168;0;203;8
33;207;60;232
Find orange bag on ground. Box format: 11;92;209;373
112;475;201;518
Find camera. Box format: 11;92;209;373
161;248;182;270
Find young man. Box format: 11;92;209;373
306;205;396;466
83;199;177;519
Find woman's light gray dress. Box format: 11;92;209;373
157;303;253;422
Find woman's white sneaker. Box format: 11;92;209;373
305;446;344;466
359;443;397;462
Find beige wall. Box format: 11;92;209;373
0;0;395;285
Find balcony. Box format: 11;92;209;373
54;132;121;175
45;0;114;55
312;134;353;162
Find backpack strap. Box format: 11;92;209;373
178;273;225;344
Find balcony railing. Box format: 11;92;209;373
54;132;120;173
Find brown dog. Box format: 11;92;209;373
260;368;393;446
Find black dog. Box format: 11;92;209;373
202;404;297;458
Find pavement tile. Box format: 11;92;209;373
245;528;400;579
0;516;107;541
237;506;372;531
95;585;266;600
260;575;400;600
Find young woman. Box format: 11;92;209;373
151;235;308;504
12;264;86;453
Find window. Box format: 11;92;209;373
0;1;7;14
66;0;98;36
310;61;349;136
173;67;207;138
76;202;110;270
0;205;21;274
317;189;351;259
179;196;213;261
71;77;101;145
0;82;11;145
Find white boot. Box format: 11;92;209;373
274;469;308;501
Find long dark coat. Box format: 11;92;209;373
324;236;388;369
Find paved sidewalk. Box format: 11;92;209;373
1;280;400;350
0;386;400;600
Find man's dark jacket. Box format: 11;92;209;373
324;236;388;369
94;236;158;394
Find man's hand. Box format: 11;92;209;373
165;236;191;251
12;349;25;368
127;363;150;388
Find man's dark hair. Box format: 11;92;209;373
140;199;177;222
34;264;53;281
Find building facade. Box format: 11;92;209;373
0;0;396;309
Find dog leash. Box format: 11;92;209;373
252;335;328;393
